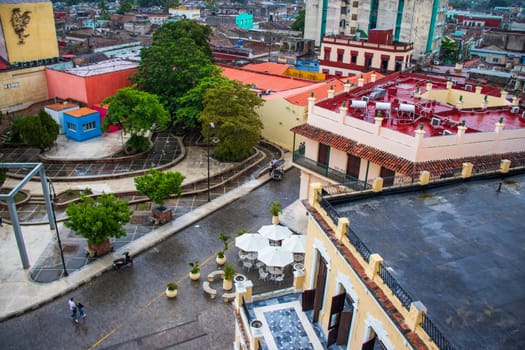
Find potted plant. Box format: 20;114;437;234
269;200;282;224
216;250;227;266
222;264;236;291
216;233;230;265
134;169;185;224
65;193;133;257
188;260;201;280
165;282;178;298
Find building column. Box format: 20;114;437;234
461;162;473;178
407;301;427;331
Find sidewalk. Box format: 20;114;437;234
0;150;306;322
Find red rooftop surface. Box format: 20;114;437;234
65;107;97;118
316;72;525;137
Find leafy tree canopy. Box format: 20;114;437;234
18;110;59;151
291;10;305;33
199;79;264;162
65;193;133;244
440;36;459;63
102;87;170;136
134;169;185;207
152;20;213;59
117;0;134;14
132;37;220;117
176;75;229;131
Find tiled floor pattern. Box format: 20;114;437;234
248;294;327;350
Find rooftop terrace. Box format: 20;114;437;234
316;72;525;138
328;174;525;349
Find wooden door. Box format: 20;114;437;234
346;155;360;180
336;311;353;345
302;289;316;311
379;167;395;187
318;143;330;167
313;256;328;322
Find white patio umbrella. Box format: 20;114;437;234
258;224;293;241
257;246;294;267
235;233;270;252
282;235;306;253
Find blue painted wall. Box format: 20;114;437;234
63;110;102;142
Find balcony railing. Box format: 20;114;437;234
293;152;368;186
422;315;456;350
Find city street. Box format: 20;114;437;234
0;168;301;350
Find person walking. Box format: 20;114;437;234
75;301;86;324
68;297;77;319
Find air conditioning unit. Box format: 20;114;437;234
521;111;525;119
443;130;453;135
465;84;472;91
510;106;520;114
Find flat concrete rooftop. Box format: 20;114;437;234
332;174;525;349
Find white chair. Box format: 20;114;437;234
255;261;265;269
274;274;284;285
243;261;253;271
258;268;269;281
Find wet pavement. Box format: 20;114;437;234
0;166;304;350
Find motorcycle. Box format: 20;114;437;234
112;252;133;270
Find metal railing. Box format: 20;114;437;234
320;198;341;225
378;264;414;309
293;152;363;184
422;315;456;350
345;227;372;263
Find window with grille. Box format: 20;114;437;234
82;121;96;131
67;123;76;132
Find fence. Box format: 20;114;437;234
422;314;456;350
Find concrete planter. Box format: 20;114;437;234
216;255;227;266
165;288;178;298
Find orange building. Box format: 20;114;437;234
45;59;138;107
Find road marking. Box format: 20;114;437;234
88;248;221;349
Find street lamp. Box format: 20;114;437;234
207;122;215;202
48;179;68;277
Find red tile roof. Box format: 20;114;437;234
220;66;313;92
241;62;289;75
291;123;525;175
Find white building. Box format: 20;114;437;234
304;0;447;60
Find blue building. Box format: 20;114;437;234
63;107;102;141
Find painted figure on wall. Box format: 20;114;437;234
10;8;32;44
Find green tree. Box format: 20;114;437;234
65;193;133;245
103;87;170;146
199;79;264;162
117;0;133;14
291;10;305;33
176;76;229;131
134;169;185;209
18;110;59;151
131;21;219;118
440;36;459;64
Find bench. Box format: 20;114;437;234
207;270;224;282
222;292;236;303
202;281;217;299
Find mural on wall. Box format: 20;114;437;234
10;8;31;44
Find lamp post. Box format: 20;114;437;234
207;122;215;202
48;180;68;277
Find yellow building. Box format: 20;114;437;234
0;0;59;113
